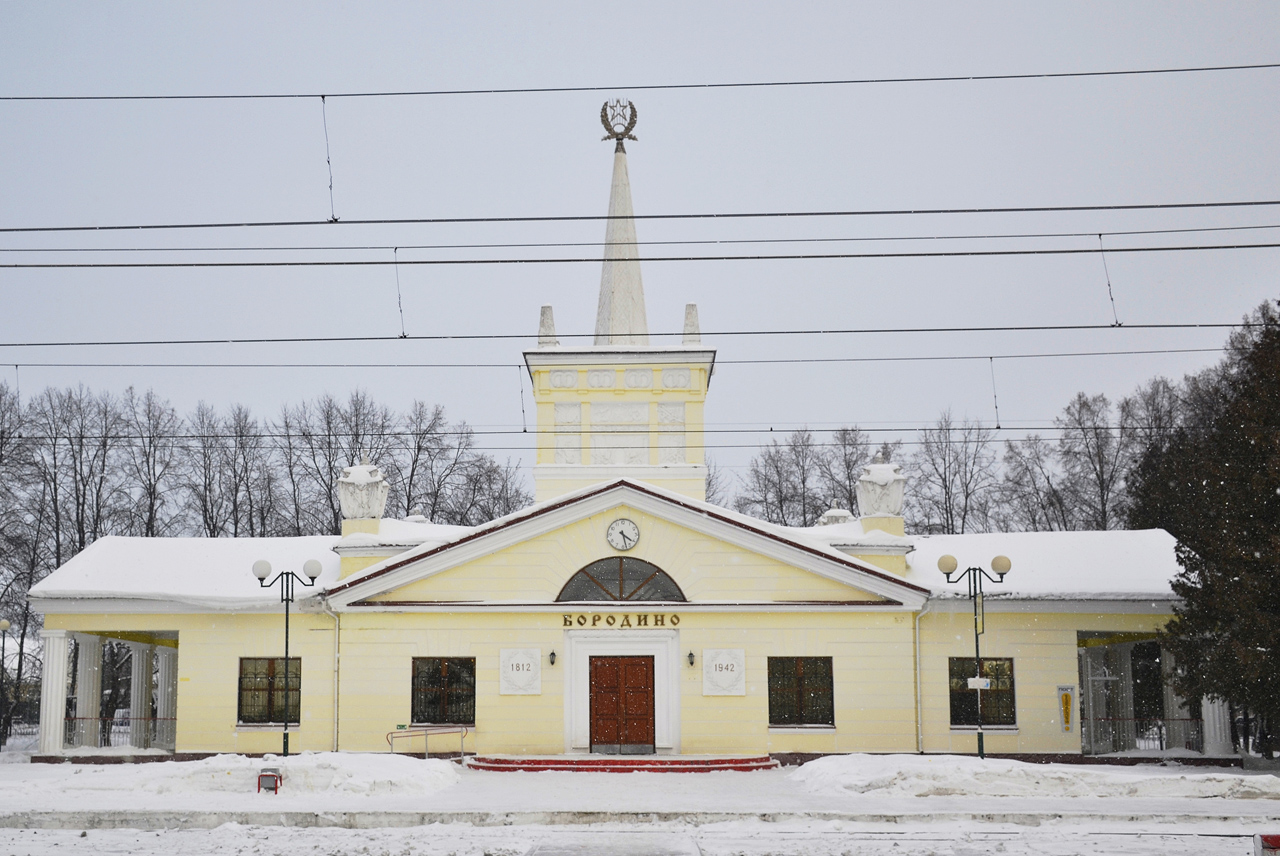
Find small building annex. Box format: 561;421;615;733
28;107;1232;762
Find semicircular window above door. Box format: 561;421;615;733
556;557;687;602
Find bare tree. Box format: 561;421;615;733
439;455;532;525
383;402;453;520
1056;393;1132;530
121;388;183;537
27;386;128;563
818;426;871;514
224;405;278;537
997;435;1073;531
735;429;827;527
907;411;997;534
183;403;232;537
702;456;731;508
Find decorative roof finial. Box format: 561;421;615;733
600;100;638;153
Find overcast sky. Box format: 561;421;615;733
1;3;1278;484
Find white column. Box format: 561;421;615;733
38;630;70;755
73;634;102;748
128;643;154;749
154;647;177;751
1202;696;1234;756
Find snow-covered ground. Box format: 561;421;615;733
0;749;1276;855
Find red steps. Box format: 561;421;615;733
465;754;779;773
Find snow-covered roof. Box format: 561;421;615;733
28;481;1183;612
788;519;915;551
904;529;1181;600
29;535;342;610
336;518;475;550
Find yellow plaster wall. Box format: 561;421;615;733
917;608;1171;755
339;553;392;580
45;611;339;755
849;553;908;575
678;611;919;754
335;609;919;755
528;361;710;500
335;612;562;754
43;602;1177;757
365;504;884;604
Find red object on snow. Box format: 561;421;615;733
1256;833;1280;855
257;768;282;794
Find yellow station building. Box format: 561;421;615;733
29;114;1233;763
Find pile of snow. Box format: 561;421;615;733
18;752;459;802
790;753;1280;800
143;752;460;797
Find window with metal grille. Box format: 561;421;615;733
237;657;300;725
767;657;834;726
411;657;476;725
555;557;686;602
948;657;1016;726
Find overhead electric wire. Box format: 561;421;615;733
0;425;1191;443
0;322;1254;350
3;60;1278;101
4;241;1278;269
9;346;1226;370
7;222;1280;255
5;199;1280;235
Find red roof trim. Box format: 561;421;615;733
327;480;931;598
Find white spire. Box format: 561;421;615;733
594;147;649;345
683;303;701;344
538;305;558;347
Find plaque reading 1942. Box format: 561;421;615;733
702;648;746;696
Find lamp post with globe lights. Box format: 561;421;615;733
937;553;1012;760
0;619;9;748
252;559;322;757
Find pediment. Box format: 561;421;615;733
324;481;928;610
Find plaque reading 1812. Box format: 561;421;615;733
499;648;542;695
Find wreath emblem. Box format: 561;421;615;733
600;100;638;150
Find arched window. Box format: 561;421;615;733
556;557;687;602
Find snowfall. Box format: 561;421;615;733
1;742;1278;855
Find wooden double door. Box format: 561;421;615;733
589;656;655;755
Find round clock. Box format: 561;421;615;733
606;518;640;551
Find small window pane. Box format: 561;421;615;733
949;657;1015;727
768;657;834;726
238;658;300;724
412;657;476;725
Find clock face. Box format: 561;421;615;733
606;518;640;551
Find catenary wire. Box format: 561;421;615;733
0;426;1189;443
4;199;1280;235
0;323;1256;349
8;346;1226;370
2;60;1278;100
5;222;1280;254
4;241;1278;268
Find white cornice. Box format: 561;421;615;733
340;601;912;613
923;597;1177;615
524;347;716;365
331;544;417;558
524;348;716;376
534;464;706;481
29;596;287;615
